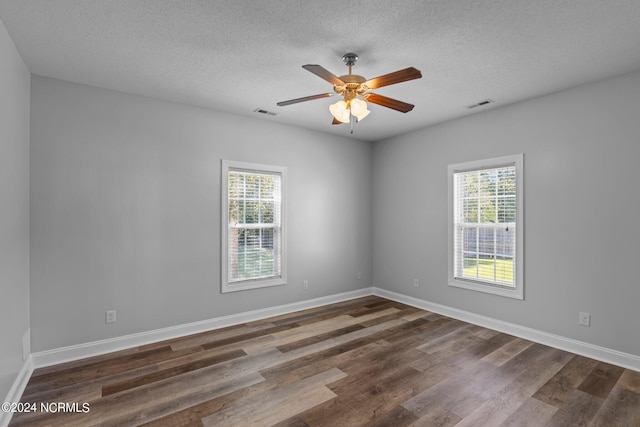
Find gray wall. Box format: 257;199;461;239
30;76;373;352
0;18;30;399
20;53;640;360
373;70;640;357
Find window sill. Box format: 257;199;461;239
449;278;523;300
221;277;287;293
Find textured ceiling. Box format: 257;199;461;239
1;0;640;142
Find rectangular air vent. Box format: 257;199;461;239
467;99;495;109
254;108;277;116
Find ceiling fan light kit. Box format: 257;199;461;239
277;52;422;133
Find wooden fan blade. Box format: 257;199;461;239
332;117;344;125
365;93;415;113
277;93;334;107
302;65;345;86
364;67;422;89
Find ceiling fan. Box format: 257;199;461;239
277;53;422;132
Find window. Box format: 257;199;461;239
221;160;286;293
448;154;523;299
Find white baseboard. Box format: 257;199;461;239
1;355;33;427
32;288;373;369
28;286;640;374
373;287;640;372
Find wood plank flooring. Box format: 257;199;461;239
10;296;640;426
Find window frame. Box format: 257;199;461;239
221;160;287;293
447;154;524;300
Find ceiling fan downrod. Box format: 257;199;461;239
342;53;358;75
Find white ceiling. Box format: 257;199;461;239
1;0;640;142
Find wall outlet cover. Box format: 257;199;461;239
579;312;591;327
106;310;117;324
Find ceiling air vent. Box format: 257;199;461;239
254;108;277;116
467;99;495;109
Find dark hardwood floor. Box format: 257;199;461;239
10;296;640;426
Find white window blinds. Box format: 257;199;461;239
453;165;517;288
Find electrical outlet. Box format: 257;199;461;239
303;280;309;289
579;312;591;327
106;309;117;324
357;271;362;280
414;278;420;288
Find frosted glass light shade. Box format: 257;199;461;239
354;108;370;121
329;100;350;123
350;98;367;115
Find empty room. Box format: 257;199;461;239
2;1;640;426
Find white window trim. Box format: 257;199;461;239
447;154;524;300
221;160;287;293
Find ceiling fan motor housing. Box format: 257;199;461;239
334;76;367;97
